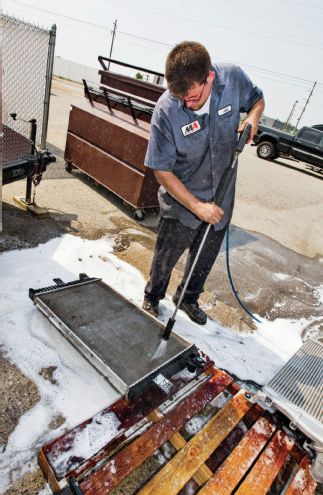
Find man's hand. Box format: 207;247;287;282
238;97;265;143
193;201;224;224
155;170;224;224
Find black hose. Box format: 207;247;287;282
225;223;261;324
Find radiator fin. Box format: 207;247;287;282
266;339;322;423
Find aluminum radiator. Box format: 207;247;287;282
263;339;322;445
30;275;203;400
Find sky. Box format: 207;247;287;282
3;0;323;127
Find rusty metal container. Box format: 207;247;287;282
83;58;165;122
99;71;165;102
64;58;166;212
84;91;154;123
64;100;159;210
67;100;149;171
98;56;165;103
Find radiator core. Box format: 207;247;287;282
31;277;197;400
263;339;323;444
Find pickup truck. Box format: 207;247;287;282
253;124;323;171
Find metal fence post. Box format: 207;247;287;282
41;24;56;149
25;118;37;203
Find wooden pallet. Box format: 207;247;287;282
39;366;317;495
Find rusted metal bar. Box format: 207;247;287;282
83;90;153;123
284;456;317;495
100;83;156;108
126;96;137;125
99;71;165;102
98;56;164;78
82;79;94;107
102;88;113;114
235;431;294;495
137;392;252;495
198;417;276;495
80;372;233;495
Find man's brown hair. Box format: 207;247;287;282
165;41;211;97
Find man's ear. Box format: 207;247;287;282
209;71;215;82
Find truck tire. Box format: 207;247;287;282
257;141;276;160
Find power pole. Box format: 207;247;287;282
107;19;117;71
295;81;317;130
284;99;298;132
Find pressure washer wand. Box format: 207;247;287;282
162;124;252;341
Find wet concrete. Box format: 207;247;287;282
206;226;323;338
104;219;322;335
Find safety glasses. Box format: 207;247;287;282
181;80;207;103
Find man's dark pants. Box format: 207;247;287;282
144;217;227;305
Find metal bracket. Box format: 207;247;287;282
245;390;273;409
303;439;315;458
82;79;94;107
126;96;138;125
103;88;114;114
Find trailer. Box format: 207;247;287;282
3;124;55;187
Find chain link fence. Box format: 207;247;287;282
2;14;56;163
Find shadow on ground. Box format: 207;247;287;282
0;202;78;252
270;157;323;180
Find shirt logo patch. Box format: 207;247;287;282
218;104;232;116
181;120;201;137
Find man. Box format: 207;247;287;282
142;41;264;325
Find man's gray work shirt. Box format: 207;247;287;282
144;63;263;230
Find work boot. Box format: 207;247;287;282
142;297;159;318
172;295;207;325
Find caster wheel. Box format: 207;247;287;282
134;209;144;221
65;162;74;173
